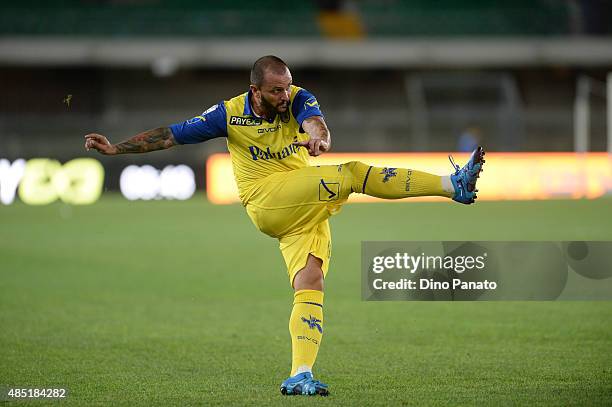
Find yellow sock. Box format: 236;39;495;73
364;166;451;199
344;161;451;199
289;289;324;376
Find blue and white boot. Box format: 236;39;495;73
449;146;485;204
280;372;329;396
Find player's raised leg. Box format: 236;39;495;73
348;146;485;204
245;146;486;239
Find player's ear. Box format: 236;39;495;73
250;84;263;105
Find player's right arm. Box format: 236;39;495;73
84;102;228;155
84;127;176;155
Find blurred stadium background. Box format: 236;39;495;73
1;1;612;405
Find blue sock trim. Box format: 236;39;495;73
300;301;322;308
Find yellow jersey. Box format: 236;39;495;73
170;85;323;204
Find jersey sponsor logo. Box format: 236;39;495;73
230;116;262;126
248;142;300;161
257;124;281;134
301;315;323;333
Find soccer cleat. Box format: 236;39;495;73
280;372;329;396
449;146;485;204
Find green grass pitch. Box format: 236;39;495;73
1;196;611;405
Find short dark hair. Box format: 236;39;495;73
250;55;288;87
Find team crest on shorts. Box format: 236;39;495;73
319;179;339;201
380;167;398;183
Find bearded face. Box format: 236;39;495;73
251;68;292;120
260;91;290;115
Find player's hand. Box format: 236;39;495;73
84;133;118;155
293;137;330;157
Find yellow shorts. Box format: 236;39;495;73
245;163;365;285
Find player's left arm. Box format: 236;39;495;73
292;88;331;157
299;116;331;157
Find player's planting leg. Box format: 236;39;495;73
280;255;329;396
289;289;323;376
282;289;327;396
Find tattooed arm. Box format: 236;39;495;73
294;116;331;157
84;127;177;155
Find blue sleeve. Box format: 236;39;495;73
291;89;324;133
169;102;227;144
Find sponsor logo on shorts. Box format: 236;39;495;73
380;167;397;183
319;179;339;201
230;116;262;126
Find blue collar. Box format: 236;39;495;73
244;90;276;123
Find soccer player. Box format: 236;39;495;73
84;55;484;397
